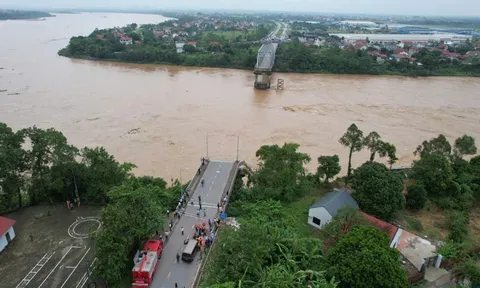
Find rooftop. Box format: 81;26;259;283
310;189;358;217
0;216;15;236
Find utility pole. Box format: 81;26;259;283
205;133;209;159
236;135;240;162
72;167;79;203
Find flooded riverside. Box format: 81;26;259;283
1;13;480;180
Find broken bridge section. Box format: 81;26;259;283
254;43;278;90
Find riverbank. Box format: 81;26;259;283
58;50;480;77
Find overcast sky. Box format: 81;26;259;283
3;0;480;16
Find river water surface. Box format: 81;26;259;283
1;13;480;180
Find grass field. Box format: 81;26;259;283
396;201;480;249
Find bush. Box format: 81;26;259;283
448;212;470;243
436;241;465;260
406;183;427;210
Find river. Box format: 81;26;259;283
1;13;480;181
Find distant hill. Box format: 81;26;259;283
0;10;54;20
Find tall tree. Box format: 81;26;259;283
0;123;28;209
379;142;398;169
317;155;341;183
352;162;405;221
95;183;165;286
364;131;382;162
414;134;452;158
250;143;311;202
22;126;75;204
412;153;455;198
339;124;364;185
326;225;408;288
454;135;477;158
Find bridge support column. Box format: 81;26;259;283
254;72;271;90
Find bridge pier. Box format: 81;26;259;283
254;71;271;90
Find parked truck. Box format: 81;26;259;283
132;239;163;287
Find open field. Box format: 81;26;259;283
0;205;101;288
396;201;480;249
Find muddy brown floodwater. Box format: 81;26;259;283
1;13;480;181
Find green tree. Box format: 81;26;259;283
22;126;77;204
454;135;477;158
80;147;135;203
320;206;366;250
406;183;427;210
95;183;165;286
414;134;452;158
451;256;480;284
364;131;382;162
379;142;398;168
326;225;408;288
0;123;28;209
248;143;311;202
317;155;341;183
411;153;455;197
352;162;405;221
339;124;364;185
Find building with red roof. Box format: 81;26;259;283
0;216;16;252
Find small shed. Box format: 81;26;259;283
308;189;358;229
0;216;16;252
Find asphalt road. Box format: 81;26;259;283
150;160;234;288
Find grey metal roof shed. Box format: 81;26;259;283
309;190;358;217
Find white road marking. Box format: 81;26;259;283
167;272;171;278
65;266;76;269
37;246;75;288
16;253;55;288
75;257;97;288
60;247;91;288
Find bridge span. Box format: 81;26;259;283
150;158;241;288
254;43;278;89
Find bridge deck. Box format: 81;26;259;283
255;43;278;71
150;160;235;288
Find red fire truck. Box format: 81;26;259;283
132;239;163;287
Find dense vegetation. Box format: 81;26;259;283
200;124;480;288
274;42;480;76
200;142;408;287
0;10;54;20
57;23;270;70
59;21;480;76
0;122;183;286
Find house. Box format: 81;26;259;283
175;42;186;53
394;48;408;55
0;216;16;252
465;50;480;58
308;189;358;229
186;41;197;47
362;212;439;270
391;53;409;61
354;43;367;51
119;37;132;45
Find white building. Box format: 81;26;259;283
175;42;186;53
119;37;133;45
308;189;358;229
0;216;16;252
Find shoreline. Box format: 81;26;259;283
58;54;480;78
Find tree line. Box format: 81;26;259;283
201;124;480;287
58;22;480;77
274;42;480;77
